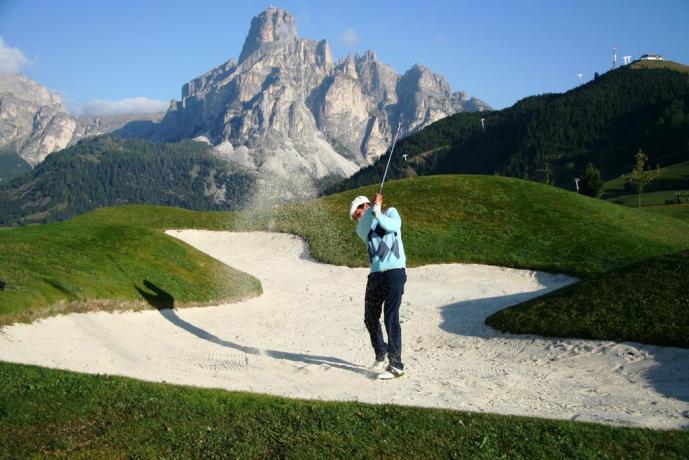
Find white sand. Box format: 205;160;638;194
1;230;688;430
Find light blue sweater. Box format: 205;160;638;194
356;206;406;273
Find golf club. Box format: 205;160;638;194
379;121;403;194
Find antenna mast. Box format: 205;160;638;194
612;45;617;69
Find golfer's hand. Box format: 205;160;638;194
372;193;383;217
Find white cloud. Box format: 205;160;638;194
0;37;30;74
75;97;168;117
339;28;359;47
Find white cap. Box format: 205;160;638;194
349;195;370;220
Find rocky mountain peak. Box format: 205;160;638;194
400;64;451;94
144;7;490;200
0;73;75;166
0;73;163;167
360;50;377;62
0;73;64;109
239;7;298;63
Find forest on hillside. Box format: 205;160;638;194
330;63;689;193
0;136;255;225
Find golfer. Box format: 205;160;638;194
350;193;407;379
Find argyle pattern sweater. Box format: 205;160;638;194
356;205;406;273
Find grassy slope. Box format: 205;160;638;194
70;204;235;230
644;203;689;221
0;218;260;326
1;362;688;459
610;189;689;207
487;250;689;347
603;160;689;206
258;176;689;278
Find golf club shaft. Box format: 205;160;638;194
379;121;402;194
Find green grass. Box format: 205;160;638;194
1;361;687;459
487;250;689;348
644;203;689;221
257;175;689;278
70;204;236;231
0;218;260;326
608;189;689;207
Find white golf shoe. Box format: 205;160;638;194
377;365;404;380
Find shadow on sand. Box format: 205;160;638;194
439;282;689;404
136;280;373;378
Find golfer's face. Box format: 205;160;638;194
354;203;370;221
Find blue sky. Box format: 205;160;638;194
1;0;687;114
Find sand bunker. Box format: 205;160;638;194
1;230;688;429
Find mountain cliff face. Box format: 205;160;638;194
0;74;76;166
150;7;489;180
0;73;162;168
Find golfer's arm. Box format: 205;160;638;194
377;208;401;233
356;209;374;241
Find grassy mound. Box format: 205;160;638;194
262;175;689;277
0;218;260;326
486;250;689;348
1;362;687;458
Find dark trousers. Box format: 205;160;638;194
364;268;406;369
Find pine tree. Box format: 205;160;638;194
579;163;603;198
